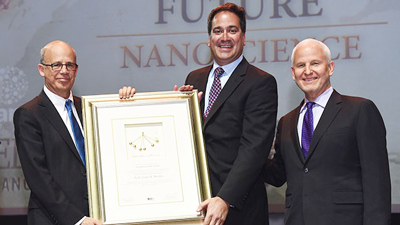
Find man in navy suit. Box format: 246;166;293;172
120;3;277;225
264;38;391;225
14;40;102;225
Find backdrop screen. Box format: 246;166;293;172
0;0;399;214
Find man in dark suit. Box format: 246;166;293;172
178;3;277;225
264;38;391;225
13;40;102;225
120;3;277;225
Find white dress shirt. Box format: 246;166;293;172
297;86;334;145
204;55;244;113
43;86;84;148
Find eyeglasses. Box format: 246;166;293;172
41;62;78;71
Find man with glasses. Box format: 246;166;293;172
14;40;102;225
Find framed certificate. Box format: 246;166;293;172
81;90;211;224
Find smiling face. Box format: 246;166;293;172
291;40;334;102
38;41;77;99
208;11;245;66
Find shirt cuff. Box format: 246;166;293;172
75;216;86;225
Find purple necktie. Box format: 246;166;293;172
204;67;224;119
301;102;315;158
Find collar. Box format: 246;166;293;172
211;55;243;78
43;85;74;109
300;86;333;113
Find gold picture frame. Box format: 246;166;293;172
82;90;211;224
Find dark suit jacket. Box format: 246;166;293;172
185;58;278;225
264;90;391;225
14;90;88;225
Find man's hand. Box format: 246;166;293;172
197;196;229;225
173;84;193;91
81;217;103;225
173;85;203;100
119;86;136;99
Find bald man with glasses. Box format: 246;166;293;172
14;40;102;225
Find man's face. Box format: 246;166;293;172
208;11;245;66
291;41;334;101
38;42;77;99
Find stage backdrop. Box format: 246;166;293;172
0;0;399;214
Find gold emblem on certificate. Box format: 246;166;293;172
129;132;159;151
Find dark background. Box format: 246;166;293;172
0;214;399;224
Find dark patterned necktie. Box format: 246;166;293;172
65;100;86;166
301;102;315;158
204;67;224;119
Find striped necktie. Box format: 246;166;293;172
65;100;86;166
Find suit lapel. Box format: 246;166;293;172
197;66;212;116
306;90;342;161
73;96;83;123
203;59;247;127
39;91;84;165
291;102;306;163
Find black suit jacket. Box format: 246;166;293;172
185;58;278;225
264;90;391;225
14;90;88;225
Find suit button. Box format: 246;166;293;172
84;194;89;200
82;171;86;177
304;168;309;173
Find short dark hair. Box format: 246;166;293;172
207;3;246;35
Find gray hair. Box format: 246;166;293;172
291;38;331;67
39;46;47;64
